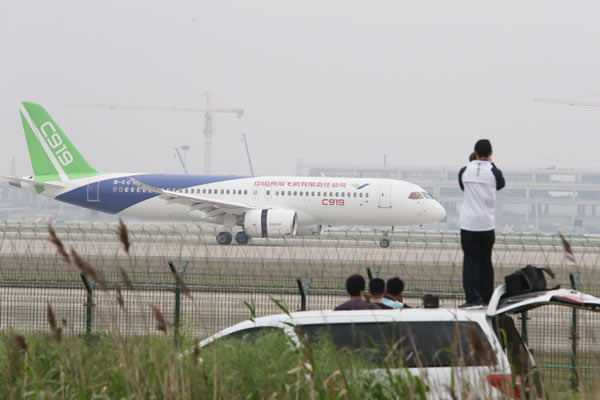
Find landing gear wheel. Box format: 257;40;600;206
235;231;250;245
216;231;233;245
379;238;391;248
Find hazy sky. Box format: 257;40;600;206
2;1;600;177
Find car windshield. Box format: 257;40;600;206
297;321;497;368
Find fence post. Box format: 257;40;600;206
296;277;312;311
169;260;189;346
80;272;94;341
569;272;580;392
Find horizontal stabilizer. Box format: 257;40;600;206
2;176;64;189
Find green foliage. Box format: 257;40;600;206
0;329;431;399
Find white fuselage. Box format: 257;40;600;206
20;174;446;229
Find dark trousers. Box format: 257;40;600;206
461;229;495;304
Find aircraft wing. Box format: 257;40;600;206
131;178;252;217
2;176;65;189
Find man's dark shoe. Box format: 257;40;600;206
458;299;485;309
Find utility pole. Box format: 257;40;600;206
173;145;190;174
241;133;255;176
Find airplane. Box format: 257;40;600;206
5;101;446;248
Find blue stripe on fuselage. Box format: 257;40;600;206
55;174;249;215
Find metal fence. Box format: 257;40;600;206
1;221;600;390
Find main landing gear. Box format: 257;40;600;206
235;231;250;245
216;232;232;245
216;231;251;245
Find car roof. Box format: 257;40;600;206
201;308;490;345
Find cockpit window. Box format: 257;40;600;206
421;192;433;199
409;192;424;200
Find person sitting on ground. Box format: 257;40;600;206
383;277;409;309
335;274;381;310
369;278;392;309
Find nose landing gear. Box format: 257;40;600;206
379;229;391;248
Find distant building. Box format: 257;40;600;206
298;164;600;234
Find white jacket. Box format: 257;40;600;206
458;160;505;231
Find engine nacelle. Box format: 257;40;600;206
296;224;322;236
244;209;298;237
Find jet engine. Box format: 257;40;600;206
244;209;298;237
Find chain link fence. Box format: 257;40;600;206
1;221;599;390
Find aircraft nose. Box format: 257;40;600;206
425;201;446;223
433;201;446;221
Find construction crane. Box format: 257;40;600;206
68;92;244;174
534;95;600;108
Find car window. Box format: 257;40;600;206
298;321;497;368
228;327;286;343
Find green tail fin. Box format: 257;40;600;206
19;101;98;181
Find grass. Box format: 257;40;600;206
4;328;600;399
0;330;432;400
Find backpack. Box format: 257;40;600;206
504;265;557;296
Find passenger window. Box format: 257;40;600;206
366;193;369;198
119;187;123;192
220;189;224;194
113;187;117;192
409;192;424;200
226;189;230;194
293;191;298;196
341;192;345;197
202;189;206;194
300;321;496;368
329;192;333;197
266;190;271;195
244;190;248;195
299;191;303;196
124;187;129;193
317;192;321;196
359;193;363;198
311;191;315;196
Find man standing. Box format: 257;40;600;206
458;139;505;307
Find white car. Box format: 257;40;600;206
198;285;600;399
